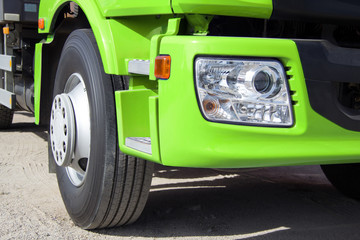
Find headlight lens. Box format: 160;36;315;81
195;57;293;126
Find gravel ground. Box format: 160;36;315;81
1;112;360;239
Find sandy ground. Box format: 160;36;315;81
1;112;360;239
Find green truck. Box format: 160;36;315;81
0;0;360;229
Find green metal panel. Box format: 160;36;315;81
149;18;181;80
38;0;271;76
115;89;161;163
34;36;54;125
96;0;173;17
38;0;172;75
39;0;120;74
108;16;172;75
34;43;42;125
172;0;273;19
36;0;174;123
154;36;360;168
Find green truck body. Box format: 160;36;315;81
1;0;360;229
35;0;360;168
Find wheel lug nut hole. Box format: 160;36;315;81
63;141;66;152
58;98;62;108
62;108;66;118
64;125;67;136
54;99;57;109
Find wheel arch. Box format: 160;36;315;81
39;0;119;73
36;0;174;125
36;1;119;125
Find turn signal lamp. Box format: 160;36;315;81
3;26;9;35
155;55;171;79
195;57;293;126
38;18;45;30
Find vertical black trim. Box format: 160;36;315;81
295;39;360;131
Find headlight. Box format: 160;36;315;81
195;57;294;126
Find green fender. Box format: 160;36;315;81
35;0;174;124
38;0;174;74
39;0;122;74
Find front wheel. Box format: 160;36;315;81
321;164;360;199
49;29;153;229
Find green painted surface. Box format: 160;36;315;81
149;18;181;80
129;76;158;90
34;36;53;125
155;36;360;168
115;89;161;163
109;16;171;75
34;43;42;125
96;0;172;17
172;0;273;19
37;0;360;168
38;0;272;74
39;0;119;74
39;0;172;75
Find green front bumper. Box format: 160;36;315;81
117;36;360;168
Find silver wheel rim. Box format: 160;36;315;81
50;73;90;187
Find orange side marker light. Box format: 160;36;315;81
3;27;9;35
154;55;171;79
38;18;45;30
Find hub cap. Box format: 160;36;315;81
50;73;91;187
50;94;75;167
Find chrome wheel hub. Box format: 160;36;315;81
50;94;75;167
50;73;91;187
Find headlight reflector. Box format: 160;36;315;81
195;57;293;126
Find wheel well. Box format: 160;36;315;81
39;3;90;125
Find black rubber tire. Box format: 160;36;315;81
51;29;154;229
321;164;360;199
0;104;14;129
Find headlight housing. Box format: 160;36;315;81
195;57;294;127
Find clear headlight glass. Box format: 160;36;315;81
195;57;294;126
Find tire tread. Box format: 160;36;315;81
321;164;360;199
54;29;153;230
79;29;154;229
104;155;153;228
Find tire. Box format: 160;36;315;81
49;29;154;229
0;104;14;129
321;164;360;199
